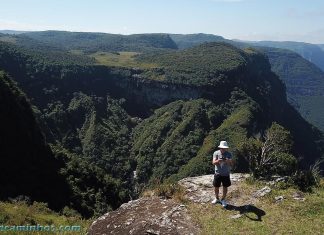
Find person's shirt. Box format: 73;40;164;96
213;150;232;176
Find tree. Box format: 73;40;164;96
237;123;297;177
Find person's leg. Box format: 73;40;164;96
214;187;220;200
212;174;221;204
222;175;231;199
221;186;228;200
220;176;231;207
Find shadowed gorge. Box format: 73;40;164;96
0;33;323;218
0;71;69;210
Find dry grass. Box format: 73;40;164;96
89;51;158;69
142;183;188;204
188;179;324;235
0;201;91;235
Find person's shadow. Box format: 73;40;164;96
225;204;266;221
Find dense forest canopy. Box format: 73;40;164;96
0;32;323;218
137;42;253;86
169;33;227;49
20;31;178;53
0;71;69;210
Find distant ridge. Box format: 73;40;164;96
0;37;323;218
248;40;324;72
21;31;178;52
165;33;324;132
0;30;29;34
169;33;228;49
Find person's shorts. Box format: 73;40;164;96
213;174;231;187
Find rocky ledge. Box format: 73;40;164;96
178;173;250;204
88;173;251;234
88;196;199;235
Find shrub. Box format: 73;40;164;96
142;180;187;203
310;158;324;186
237;123;297;178
292;170;317;192
61;206;81;218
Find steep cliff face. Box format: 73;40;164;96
166;34;324;132
1;42;322;171
0;41;323;217
0;41;285;118
0;71;68;209
259;47;324;132
251;41;324;72
133;43;323;174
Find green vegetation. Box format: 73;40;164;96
237;123;297;178
89;51;157;68
137;42;248;85
132;99;223;186
167;33;324;131
169;91;261;181
169;33;227;49
0;41;95;67
261;47;324;96
260;47;324;132
0;35;17;44
0;52;135;218
0;71;68;210
294;95;324;131
0;38;323;221
47;94;135;218
189;179;324;235
0;201;91;235
20;31;178;53
251;40;324;72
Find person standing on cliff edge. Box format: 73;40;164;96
211;141;234;207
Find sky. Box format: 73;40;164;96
0;0;324;44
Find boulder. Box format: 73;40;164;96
88;197;199;235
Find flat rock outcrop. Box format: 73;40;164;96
88;173;251;234
178;173;251;204
88;197;199;235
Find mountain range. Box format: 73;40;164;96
16;31;321;131
0;30;323;218
169;33;324;132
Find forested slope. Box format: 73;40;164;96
0;40;323;218
0;71;68;210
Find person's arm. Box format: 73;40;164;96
225;154;234;166
212;154;221;165
225;158;234;166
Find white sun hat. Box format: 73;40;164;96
218;141;229;149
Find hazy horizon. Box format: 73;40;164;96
1;0;323;44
